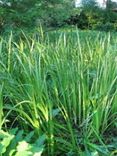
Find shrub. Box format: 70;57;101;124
0;129;46;156
96;22;116;31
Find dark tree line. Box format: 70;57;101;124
0;0;117;35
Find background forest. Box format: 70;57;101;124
0;0;117;35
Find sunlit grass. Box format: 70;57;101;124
0;30;117;155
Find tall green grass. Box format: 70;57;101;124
0;30;117;155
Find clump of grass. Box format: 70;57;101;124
0;30;117;155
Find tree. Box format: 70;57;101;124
81;0;98;10
80;0;99;29
0;0;74;34
103;0;117;23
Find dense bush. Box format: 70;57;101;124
1;0;117;34
66;0;117;31
0;0;73;34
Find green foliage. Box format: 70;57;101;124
1;0;117;33
0;129;45;156
81;0;98;10
66;0;117;31
0;0;73;34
